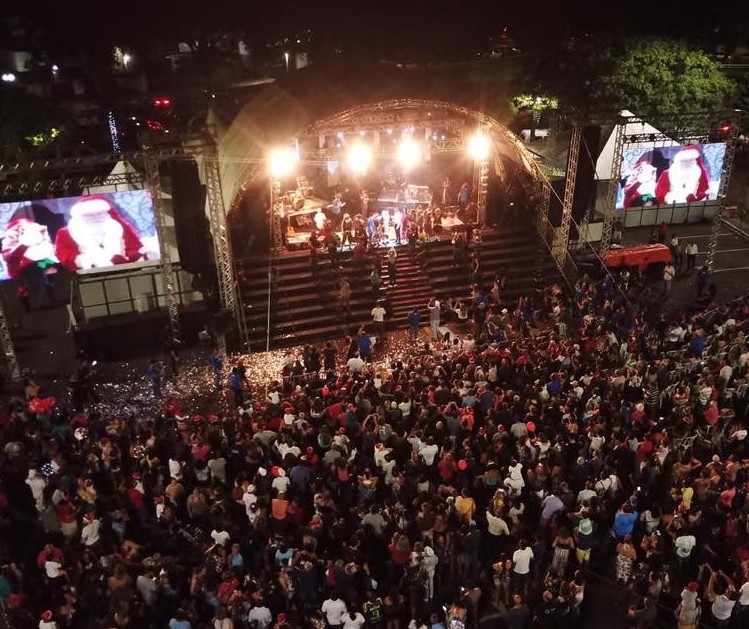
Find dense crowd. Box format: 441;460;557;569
3;233;749;629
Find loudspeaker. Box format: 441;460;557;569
171;159;212;274
572;126;602;227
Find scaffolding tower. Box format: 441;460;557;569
143;156;181;342
555;121;581;265
599;122;626;252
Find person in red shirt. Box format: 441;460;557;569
704;401;719;426
438;454;457;482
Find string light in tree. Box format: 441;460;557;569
108;110;121;153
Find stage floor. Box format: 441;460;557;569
286;215;466;248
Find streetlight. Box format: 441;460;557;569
122;53;132;69
284;52;290;73
397;138;421;172
266;146;298;352
346;143;372;176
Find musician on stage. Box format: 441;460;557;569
340;212;354;249
328;193;346;224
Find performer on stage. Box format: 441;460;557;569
328;193;346;223
340;213;353;249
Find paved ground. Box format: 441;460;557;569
622;220;749;313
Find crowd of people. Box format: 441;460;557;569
4;223;749;629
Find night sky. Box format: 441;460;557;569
9;0;749;61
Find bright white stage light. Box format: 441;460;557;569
269;147;298;178
1;73;16;82
346;143;372;175
397;139;421;171
468;132;492;161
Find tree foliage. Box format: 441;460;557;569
593;39;735;121
0;89;63;160
511;94;559;113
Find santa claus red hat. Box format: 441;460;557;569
70;196;112;218
41;610;53;621
673;145;702;162
4;217;35;233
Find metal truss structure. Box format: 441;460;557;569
0;140;244;368
0;297;20;380
474;159;490;225
556;121;581;265
600;110;744;253
143;156;181;342
599;122;626;251
232;101;550;245
706;124;739;270
270;180;283;251
200;145;238;314
299;101;468;137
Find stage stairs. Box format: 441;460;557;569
234;226;562;351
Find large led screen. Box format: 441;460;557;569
616;143;726;210
0;191;160;281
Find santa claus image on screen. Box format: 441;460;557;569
655;145;710;205
1;218;59;279
54;196;145;271
622;158;658;209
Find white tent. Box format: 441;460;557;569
86;160;171;198
594;110;677;180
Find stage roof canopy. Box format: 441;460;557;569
210;65;543;211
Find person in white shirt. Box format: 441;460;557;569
342;609;366;629
420;438;439;466
80;513;100;547
486;510;510;537
206;456;227;485
686;241;698;270
242;484;258;520
512;540;534;595
322;595;348;628
26;469;46;511
675;533;696;559
347;354;365;373
271;468;291;494
247;604;273;629
39;610;58;629
371;305;386;336
168;458;183;481
210;529;231;548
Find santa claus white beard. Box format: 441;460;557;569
68;216;124;256
667;163;701;200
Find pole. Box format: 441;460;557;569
266;180;274;353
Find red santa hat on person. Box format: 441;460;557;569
655;145;710;205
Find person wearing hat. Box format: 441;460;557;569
271;467;291;495
39;610;58;629
676;583;701;629
573;518;594;566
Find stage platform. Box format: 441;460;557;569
283;214;469;252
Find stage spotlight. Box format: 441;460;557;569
468;132;492;161
397;139;421;171
346;143;372;175
269;147;298;178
